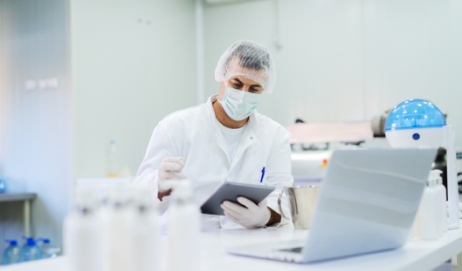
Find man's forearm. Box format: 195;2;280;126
266;207;282;226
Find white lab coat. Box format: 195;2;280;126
134;95;293;230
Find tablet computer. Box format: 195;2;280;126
200;182;275;216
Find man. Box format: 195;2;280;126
134;40;293;230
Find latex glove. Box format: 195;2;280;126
221;197;271;229
158;157;186;192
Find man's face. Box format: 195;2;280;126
218;57;266;100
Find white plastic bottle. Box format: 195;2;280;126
420;178;441;240
63;187;102;271
100;185;130;271
127;184;160;271
434;170;447;233
106;140;118;178
410;207;421;240
167;181;201;271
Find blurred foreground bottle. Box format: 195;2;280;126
167;181;201;271
64;187;102;271
128;184;160;271
101;185;130;271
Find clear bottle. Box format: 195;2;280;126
38;238;61;258
431;170;447;233
167;181;201;271
63;187;102;271
127;184;160;271
2;240;21;265
20;238;42;262
420;178;441;240
106;140;118;178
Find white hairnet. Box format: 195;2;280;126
214;40;276;93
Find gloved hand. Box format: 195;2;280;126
221;197;271;229
158;157;186;192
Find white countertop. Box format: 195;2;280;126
4;224;462;271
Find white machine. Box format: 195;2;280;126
384;99;459;230
228;149;437;263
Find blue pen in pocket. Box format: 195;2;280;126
260;167;266;183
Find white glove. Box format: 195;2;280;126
221;197;271;229
158;157;186;192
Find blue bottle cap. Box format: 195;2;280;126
24;237;36;246
5;240;18;246
385;99;446;132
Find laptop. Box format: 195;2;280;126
228;148;437;263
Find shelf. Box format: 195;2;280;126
0;193;37;203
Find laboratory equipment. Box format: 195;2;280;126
167;181;201;271
286;122;373;184
277;186;319;229
64;187;102;271
20;237;42;262
3;240;21;265
0;178;6;193
229;149;436;263
385;99;459;230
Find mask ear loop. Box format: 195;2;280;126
218;82;230;104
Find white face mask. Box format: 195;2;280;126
218;86;261;121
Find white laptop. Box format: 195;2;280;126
228;148;437;263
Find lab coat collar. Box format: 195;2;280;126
206;95;259;170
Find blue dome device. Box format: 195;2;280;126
385;99;446;131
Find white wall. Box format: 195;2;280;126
0;0;72;252
71;0;198;178
203;0;462;145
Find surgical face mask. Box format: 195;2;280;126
219;86;261;121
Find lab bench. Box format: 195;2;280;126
0;193;36;237
3;223;462;271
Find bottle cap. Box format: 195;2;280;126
23;237;36;246
5;239;17;246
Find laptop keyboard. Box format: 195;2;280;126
279;247;303;253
